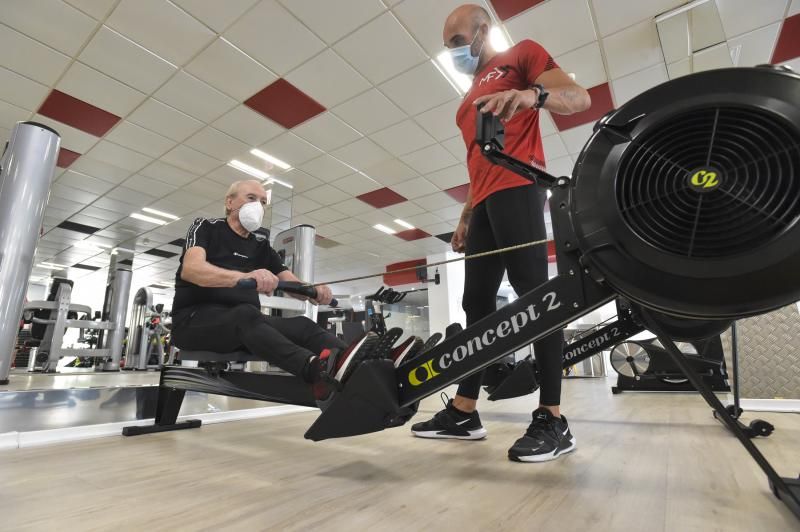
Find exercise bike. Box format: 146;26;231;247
127;66;800;520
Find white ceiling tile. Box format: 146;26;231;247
555;42;608;88
393;0;489;56
299;155;356;182
405;211;446;227
260;133;324;167
292;195;323;215
355;210;394;226
328;217;368;233
0;102;32;132
436;204;464;222
332;89;408;135
380;61;460;116
420;221;455;236
591;0;685;37
538;111;558;137
144;199;194;217
105;186;157;207
390;176;438;199
505;0;596;56
0;67;50;111
1;0;97;56
279;0;385;44
285;49;372;108
213;105;285;146
66;213;110;229
779;56;800;70
331;197;374;216
361;158;419;186
716;0;788;39
122;174;179;198
93;195;140;213
426;164;469;190
183;178;229;200
327;231;361;245
371;120;437;157
334;12;428;85
224;0;326;76
542;134;568;160
667;58;692;79
64;0;117;19
127;98;205;142
184;127;250;162
331;138;393;170
29;114;100;154
691;42;735;72
559;123;595;155
331;173;382;195
162;190;216;210
185;37;278;101
140;160;198;187
105;121;177;158
106;0;215;66
413;192;457;211
58;169;117;195
172;0;260;32
161;144;221;175
51;182;100;205
154;71;238;124
307;206;349;223
611;62;668;106
546;155;575;178
79;26;177;94
69;156;132;184
57;62;148;117
303;185;351;206
413;99;462;142
280;169;324;193
0;25;71;86
383;201;425;218
400;143;458;174
85;141;153;173
603;20;664;80
292;112;363;152
790;0;800;15
727;22;783;67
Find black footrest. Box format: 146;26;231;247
305;359;401;441
771;476;800;520
122;419;202;436
487;357;539;401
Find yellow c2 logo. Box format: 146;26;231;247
689;169;720;190
408;359;439;386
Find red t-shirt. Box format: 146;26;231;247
456;40;558;207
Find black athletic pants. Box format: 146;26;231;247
171;304;347;380
456;184;564;406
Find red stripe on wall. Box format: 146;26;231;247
384;258;426;286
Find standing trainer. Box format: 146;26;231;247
411;4;591;463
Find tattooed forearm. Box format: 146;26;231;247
543;85;592;115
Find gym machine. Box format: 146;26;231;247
125;287;170;370
125;66;800;519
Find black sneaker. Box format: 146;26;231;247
411;394;487;440
508;407;576;462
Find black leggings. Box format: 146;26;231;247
456;184;564;405
171;304;347;380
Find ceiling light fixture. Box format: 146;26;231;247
489;26;511;52
394;219;415;230
250;149;292;170
433;55;472;95
142;207;179;220
228;160;271;180
130;213;168;226
374;224;397;235
38;262;68;269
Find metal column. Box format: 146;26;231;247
273;225;317;320
0;122;60;384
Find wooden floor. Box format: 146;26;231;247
1;378;798;531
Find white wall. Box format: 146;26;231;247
427;252;466;337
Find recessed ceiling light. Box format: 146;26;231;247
142;207;179;220
433;55;472;95
374;224;397;235
394;219;415;230
489;26;511;52
38;262;68;269
228;160;270;180
130;213;168;226
250;149;292;170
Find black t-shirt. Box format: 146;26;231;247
172;218;287;313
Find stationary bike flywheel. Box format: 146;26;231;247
571;65;800;321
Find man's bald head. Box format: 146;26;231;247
443;4;492;49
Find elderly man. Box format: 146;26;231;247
411;5;592;463
170;180;375;399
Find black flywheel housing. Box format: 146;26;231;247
571;65;800;320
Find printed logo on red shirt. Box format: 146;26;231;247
478;66;510;87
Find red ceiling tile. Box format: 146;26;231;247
444;183;470;203
772;14;800;64
490;0;547;21
38;89;121;137
396;228;431;241
357;188;408;208
551;83;614;132
245;79;325;129
56;147;81;168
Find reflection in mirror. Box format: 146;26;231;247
656;0;736;79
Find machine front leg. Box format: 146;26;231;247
122;370;201;436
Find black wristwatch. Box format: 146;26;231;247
531;83;549;109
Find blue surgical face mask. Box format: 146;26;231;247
448;30;484;75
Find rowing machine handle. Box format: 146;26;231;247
236;279;338;308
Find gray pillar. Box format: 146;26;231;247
273;225;316;319
0;122;60;384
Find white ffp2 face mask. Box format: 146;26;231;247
238;201;264;233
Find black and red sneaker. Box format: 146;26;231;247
333;332;380;382
392;336;423;367
370;327;404;360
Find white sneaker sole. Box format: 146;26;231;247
334;335;368;381
412;428;488;440
510;437;577;463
